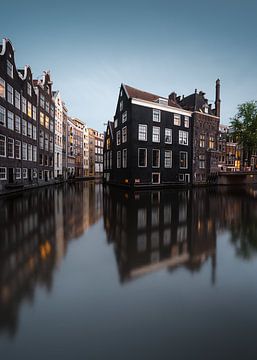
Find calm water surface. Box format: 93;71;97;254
1;181;257;359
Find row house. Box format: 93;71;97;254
0;39;38;190
88;128;104;177
67;117;84;178
218;125;241;172
103;80;220;187
83;125;89;177
33;71;55;183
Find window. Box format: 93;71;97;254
7;111;14;130
49;135;53;152
122;126;127;143
122;111;127;123
152;173;160;184
16;168;21;179
153;109;161;122
33;125;37;140
7;138;14;158
179;174;185;182
0;135;6;157
0;167;7;180
45;116;49;129
117;150;121;168
209;135;215;149
122;148;127;168
15;116;21;133
27;101;32;117
7;60;13;78
40;112;44;125
28;144;32;161
45;133;49;150
40;130;44;149
50;104;54;117
152;149;160;168
33;168;37;178
200;134;205;148
40;94;45;108
22;143;27;160
27;122;32;138
15;91;20;109
138;124;147;141
23;168;28;179
0;77;5;98
165;150;172;168
199;155;205;169
33;106;37;121
22;97;26;113
27;83;32;96
114;119;118;128
15;140;21;159
138;148;147;167
179;130;188;145
120;100;123;112
179;151;188;169
174;114;181;126
50;119;54;132
184;116;190;128
45;101;49;113
165;128;172;144
110;151;112;169
116;130;121;145
22;119;27;136
152;126;160;142
7;84;13;104
0;106;6;126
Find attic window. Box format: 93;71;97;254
155;98;168;105
204;105;209;114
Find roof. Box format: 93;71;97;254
179;92;215;115
123;84;181;108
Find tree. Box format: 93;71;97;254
230;101;257;168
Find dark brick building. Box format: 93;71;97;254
103;80;221;187
0;39;38;191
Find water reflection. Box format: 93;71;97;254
0;181;102;337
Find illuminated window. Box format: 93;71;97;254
174;114;181;126
0;77;5;98
27;102;32;117
209;135;215;149
179;151;188;169
40;112;44;125
200;134;205;148
184;116;190;128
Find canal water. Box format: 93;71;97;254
1;181;257;359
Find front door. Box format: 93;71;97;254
8;168;14;184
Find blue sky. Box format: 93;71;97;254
1;0;257;130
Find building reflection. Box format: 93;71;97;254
0;181;102;337
103;186;217;284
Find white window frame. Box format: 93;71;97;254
152;172;160;184
0;105;6;127
117;150;121;168
122;111;127;123
15;140;21;159
0;167;7;180
7;137;14;158
0;77;5;99
15;115;21;133
16;168;21;180
15;90;21;109
116;130;121;146
7;111;14;130
174;113;181;126
184;116;190;128
7;60;13;78
179;151;188;169
138;124;147;141
0;135;6;157
122;126;127;143
153;109;161;122
7;84;13;104
179;130;188;146
152;126;160;143
164;150;172;168
122;148;127;168
165;128;172;144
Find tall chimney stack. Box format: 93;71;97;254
215;79;221;117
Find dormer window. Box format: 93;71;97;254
153;109;161;122
204;105;209;114
7;60;13;78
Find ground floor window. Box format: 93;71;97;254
199;155;205;169
179;173;185;182
117;151;121;168
179;151;188;169
16;168;21;179
152;149;160;168
122;149;127;168
164;150;172;168
0;167;7;180
23;168;28;179
138;148;147;167
152;172;160;184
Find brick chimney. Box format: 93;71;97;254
215;79;221;117
168;92;177;106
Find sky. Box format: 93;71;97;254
1;0;257;131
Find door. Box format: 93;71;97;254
185;174;190;183
8;168;14;184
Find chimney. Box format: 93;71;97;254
215;79;221;117
168;92;177;106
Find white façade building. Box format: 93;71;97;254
53;90;65;178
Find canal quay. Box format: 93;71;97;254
0;181;257;359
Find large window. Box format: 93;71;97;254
179;151;188;169
200;134;205;148
27;122;32;138
138;124;147;141
0;135;6;157
40;94;45;109
153;109;161;122
152;126;160;142
16;168;21;180
15;91;20;109
27;101;32;118
116;130;121;145
15;115;21;133
22;143;27;160
209;135;215;149
165;128;172;144
28;144;32;161
27;83;32;96
39;130;44;149
0;168;7;180
152;149;160;168
22;97;26;113
138;148;147;167
7;138;14;158
7;84;13;104
33;106;37;121
40;112;44;125
122;126;127;143
23;168;28;179
45;116;49;129
179;130;188;145
7;111;14;130
0;106;6;126
122;149;127;168
22;119;27;136
33;125;37;140
165;150;172;168
122;111;127;123
15;140;21;159
199;155;205;169
45;133;49;150
0;78;5;98
117;150;121;168
174;114;181;126
7;60;13;78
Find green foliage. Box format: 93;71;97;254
230;101;257;152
